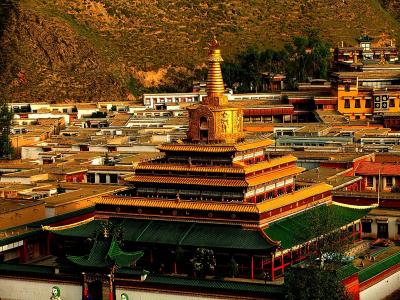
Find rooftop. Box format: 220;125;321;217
44;184;125;207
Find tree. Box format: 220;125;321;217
191;248;216;278
285;267;347;300
284;205;351;300
283;31;330;87
0;96;14;159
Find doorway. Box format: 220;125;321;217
88;280;103;300
377;222;388;239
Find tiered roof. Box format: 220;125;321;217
97;183;331;216
158;139;273;153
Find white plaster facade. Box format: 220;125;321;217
360;270;400;300
0;278;81;300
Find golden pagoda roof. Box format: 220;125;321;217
158;144;237;153
158;139;274;153
257;183;332;213
234;139;274;151
241;155;297;174
125;175;248;187
135;163;244;174
126;165;302;188
246;166;304;187
97;196;259;213
97;183;332;215
134;155;297;175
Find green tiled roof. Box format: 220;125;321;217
108;239;144;268
51;219;274;251
0;228;42;246
68;237;144;268
0;207;95;246
264;204;370;249
68;239;111;268
49;220;104;238
358;252;400;283
145;275;285;295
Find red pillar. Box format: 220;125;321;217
250;256;254;280
281;252;284;273
359;222;362;241
290;249;293;266
20;240;28;262
271;253;275;281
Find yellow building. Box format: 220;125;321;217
332;71;400;120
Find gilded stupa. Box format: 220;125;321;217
187;38;245;143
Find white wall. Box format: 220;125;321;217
0;278;81;300
0;177;31;184
21;147;43;160
360;269;400;300
28;113;70;125
115;288;220;300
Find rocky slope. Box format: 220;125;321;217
1;0;400;102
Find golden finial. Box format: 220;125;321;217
208;36;219;53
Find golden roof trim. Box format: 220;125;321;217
98;183;331;215
256;183;332;213
125;175;248;187
97;197;259;213
43;217;95;231
246;166;304;186
136;164;244;174
242;155;297;174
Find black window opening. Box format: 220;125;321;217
344;99;350;109
355;99;361;108
362;221;372;233
366;176;374;187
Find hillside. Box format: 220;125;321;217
379;0;400;21
1;0;400;102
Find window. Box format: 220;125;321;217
389;98;395;107
365;99;372;108
355;99;361;108
362;221;372;233
386;177;393;188
344;83;350;92
398;224;400;235
366;176;374;187
344;99;350;108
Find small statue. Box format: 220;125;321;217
50;286;61;300
121;293;129;300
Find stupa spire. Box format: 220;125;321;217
206;37;225;97
187;37;244;143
